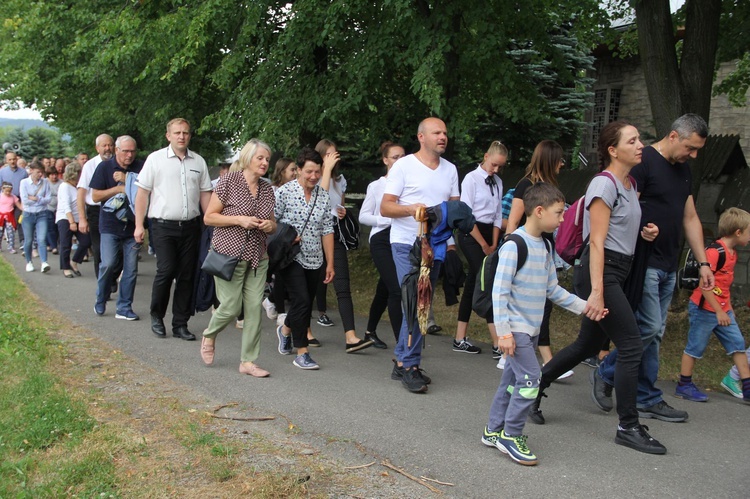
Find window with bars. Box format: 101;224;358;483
591;88;622;150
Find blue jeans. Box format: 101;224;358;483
96;232;139;315
684;301;745;358
45;210;58;250
599;267;676;408
21;211;48;264
392;242;441;368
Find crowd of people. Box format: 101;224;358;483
1;113;749;467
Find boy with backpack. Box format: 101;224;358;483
481;183;593;465
675;207;750;403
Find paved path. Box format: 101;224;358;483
4;251;748;498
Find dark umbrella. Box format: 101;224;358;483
399;207;433;347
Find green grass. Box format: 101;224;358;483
345;248;749;391
0;259;118;498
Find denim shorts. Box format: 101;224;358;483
684;301;746;358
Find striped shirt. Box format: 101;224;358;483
492;227;585;336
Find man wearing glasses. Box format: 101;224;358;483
90;135;144;321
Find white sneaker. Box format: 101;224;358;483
235;319;244;329
26;262;35;272
41;262;51;273
558;369;575;380
262;297;278;320
496;355;506;370
276;313;287;327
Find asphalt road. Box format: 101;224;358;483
4;250;749;498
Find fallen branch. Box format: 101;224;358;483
343;461;376;470
206;413;275;422
211;402;238;413
420;476;454;486
380;460;441;495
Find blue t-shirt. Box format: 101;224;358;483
89;157;143;235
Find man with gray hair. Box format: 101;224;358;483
89;135;143;321
77;134;115;279
594;113;713;422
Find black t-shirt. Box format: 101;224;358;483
632;145;693;272
513;177;555;245
89;157;144;235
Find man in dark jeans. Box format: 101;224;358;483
134;118;212;341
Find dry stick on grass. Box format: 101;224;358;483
212;402;239;412
343;461;376;470
420;476;454;486
380;460;442;495
206;413;275;422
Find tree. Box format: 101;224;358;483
0;127;32;159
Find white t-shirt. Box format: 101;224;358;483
460;165;503;228
327;175;347;217
56;182;79;223
76;155;103;206
359;176;391;241
383;154;460;245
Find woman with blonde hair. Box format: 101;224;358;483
56;162;91;277
201;139;277;378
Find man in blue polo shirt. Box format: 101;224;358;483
90;135;143;321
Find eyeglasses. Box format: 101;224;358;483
119;149;137;155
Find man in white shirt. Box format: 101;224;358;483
380;117;460;393
134;118;212;341
77;134;115;279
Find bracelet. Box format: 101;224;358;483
699;262;711;267
499;334;513;340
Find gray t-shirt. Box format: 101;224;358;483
582;173;641;256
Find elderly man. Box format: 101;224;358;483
380;117;460;393
77;134;115;280
134;118;212;340
90;136;143;321
594;114;712;423
0;151;29;245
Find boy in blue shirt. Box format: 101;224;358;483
482;183;599;465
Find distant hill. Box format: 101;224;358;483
0;118;52;130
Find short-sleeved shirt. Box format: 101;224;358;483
632;146;693;272
327;176;347;218
513;177;555;245
136;145;213;220
0;193;18;213
583;173;641;256
0;165;28;196
211;171;275;268
690;239;736;312
275;180;334;270
460;165;503;228
383;154;460;245
89;157;143;235
77;155;104;206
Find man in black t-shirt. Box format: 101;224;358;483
90;136;144;321
596;114;714;423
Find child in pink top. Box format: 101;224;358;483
0;181;23;253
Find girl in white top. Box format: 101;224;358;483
358;142;407;346
454;141;507;355
56;162;91;277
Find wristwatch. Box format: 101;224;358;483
699;262;711;267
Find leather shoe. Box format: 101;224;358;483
151;315;166;338
173;326;196;341
365;331;387;349
200;334;215;366
239;362;270;378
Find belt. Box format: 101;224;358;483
152;217;200;226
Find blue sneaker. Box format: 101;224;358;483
293;352;319;370
115;310;140;321
276;325;292;355
675;382;708;402
481;426;504;449
498;430;538;466
94;302;106;316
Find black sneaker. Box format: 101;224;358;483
365;331;388;349
453;338;481;354
528;392;547;425
391;359;404;380
316;313;334;327
492;346;502;359
638;400;688;422
413;366;431;385
590;369;614;412
615;424;667;454
401;366;428;393
581;356;600;368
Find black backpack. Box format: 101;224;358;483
472;234;551;318
677;241;725;291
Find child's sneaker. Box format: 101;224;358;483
496;355;506;370
498;430;538;466
721;374;742;399
675;382;708;402
481;426;503;449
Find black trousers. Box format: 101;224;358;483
57;220;91;270
540;247;643;428
457;222;494;323
366;228;402;340
149;218;201;328
280;261;321;349
270;271;288;314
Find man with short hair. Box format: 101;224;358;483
380;117;460;393
134;118;212;340
595;114;713;422
1;151;29;245
90;136;143;321
77;134;115;279
76;152;90;166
